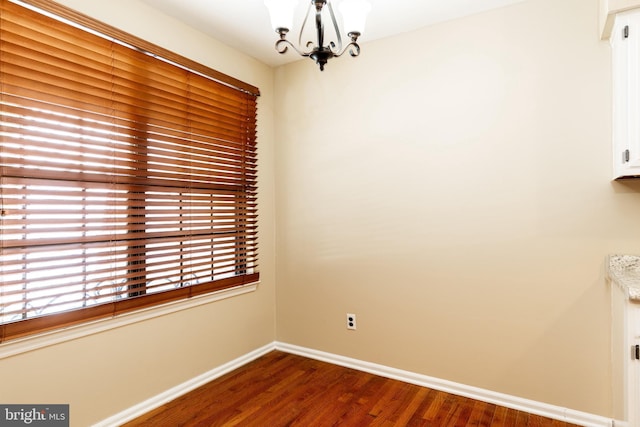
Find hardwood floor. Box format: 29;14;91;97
123;351;579;427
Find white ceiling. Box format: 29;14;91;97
140;0;526;67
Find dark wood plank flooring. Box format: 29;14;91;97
123;351;579;427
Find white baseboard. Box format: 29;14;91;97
94;341;613;427
274;342;613;427
92;342;275;427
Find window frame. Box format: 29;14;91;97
0;0;260;343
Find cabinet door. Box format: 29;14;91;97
612;12;640;179
629;303;640;427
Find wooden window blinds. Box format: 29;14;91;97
0;0;260;342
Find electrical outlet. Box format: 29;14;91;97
346;313;356;330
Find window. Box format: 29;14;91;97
0;0;260;342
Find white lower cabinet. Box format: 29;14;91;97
608;255;640;426
611;282;640;427
629;303;640;427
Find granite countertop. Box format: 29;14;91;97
607;254;640;301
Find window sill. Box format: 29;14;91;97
0;282;258;360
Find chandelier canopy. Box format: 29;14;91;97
264;0;372;71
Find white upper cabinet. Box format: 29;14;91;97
612;11;640;179
601;0;640;39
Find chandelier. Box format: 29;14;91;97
264;0;372;71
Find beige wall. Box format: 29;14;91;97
0;1;276;425
274;0;640;417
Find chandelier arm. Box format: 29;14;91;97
275;36;310;57
333;40;361;58
298;1;313;53
327;1;343;54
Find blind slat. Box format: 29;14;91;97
0;93;257;153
